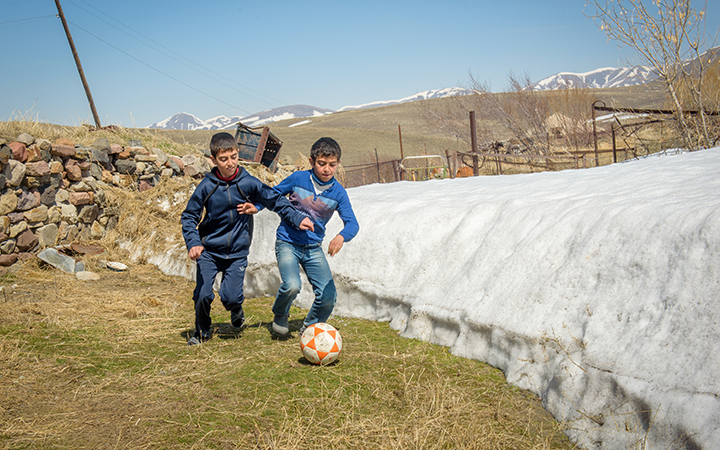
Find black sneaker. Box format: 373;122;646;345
188;333;209;345
272;314;289;336
231;308;245;328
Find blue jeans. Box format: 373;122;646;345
272;240;336;327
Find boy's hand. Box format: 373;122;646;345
237;202;258;215
299;217;315;232
328;235;345;256
188;245;204;261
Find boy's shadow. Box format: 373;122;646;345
181;318;305;341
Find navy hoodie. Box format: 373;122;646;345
181;167;306;259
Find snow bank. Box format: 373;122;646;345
140;147;720;449
244;148;720;449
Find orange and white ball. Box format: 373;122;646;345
300;323;342;365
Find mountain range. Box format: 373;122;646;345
147;68;655;130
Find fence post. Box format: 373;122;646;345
374;148;381;183
472;154;479;176
392;160;400;182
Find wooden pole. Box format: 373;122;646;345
374;148;381;183
398;125;404;180
55;0;102;128
470;111;479;176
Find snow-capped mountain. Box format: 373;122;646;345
146;88;471;130
337;87;473;112
147;105;333;130
533;66;658;90
146;112;242;130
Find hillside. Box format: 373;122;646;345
147;82;669;168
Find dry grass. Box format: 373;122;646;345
0;258;574;449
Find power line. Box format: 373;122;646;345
67;0;285;109
64;18;253;115
0;14;55;25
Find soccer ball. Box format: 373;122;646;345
300;323;342;365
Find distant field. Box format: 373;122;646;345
149;83;669;168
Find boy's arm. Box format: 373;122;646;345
252;178;309;229
328;191;359;256
180;186;206;250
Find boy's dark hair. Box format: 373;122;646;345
209;132;238;158
310;137;341;161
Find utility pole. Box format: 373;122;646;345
54;0;102;128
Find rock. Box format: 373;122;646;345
35;138;51;151
16;133;35;146
15;229;38;252
91;138;111;153
55;189;70;203
49;161;63;174
8;142;28;163
78;204;98;224
138;179;152;192
0;191;18;215
75;271;100;281
50;144;76;158
37;248;76;273
127;139;142;147
109;144;123;155
0;145;11;164
0;216;9;232
90;163;103;180
90;220;104;239
151;148;168;165
170;156;184;171
0;254;18;266
47;206;61;223
60;204;78;224
40;187;56;206
115;159;136;175
3;159;26;187
64;160;82;181
9;221;27;238
23;205;48;223
68;191;93;206
16;189;40;211
0;240;16;255
107;261;127;271
68;180;94;192
25;161;51;177
91;148;109;165
36;223;58;248
135;154;157;163
7;212;23;224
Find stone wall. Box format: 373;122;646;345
0;132;213;267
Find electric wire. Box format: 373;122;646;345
64;18;253;115
67;0;284;109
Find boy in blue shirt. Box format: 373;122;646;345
268;137;359;336
181;132;313;345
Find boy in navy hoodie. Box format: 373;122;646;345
181;132;313;345
268;137;359;337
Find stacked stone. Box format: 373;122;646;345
0;133;213;267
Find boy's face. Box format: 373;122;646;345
310;155;339;183
211;148;239;179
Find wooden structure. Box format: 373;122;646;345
234;122;283;172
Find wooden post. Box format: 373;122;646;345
592;100;604;167
611;125;617;163
392;160;400;182
55;0;101;128
398;125;404;160
374;148;381;183
470;111;479;176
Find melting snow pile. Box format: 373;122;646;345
148;148;720;449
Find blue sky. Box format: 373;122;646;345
1;0;718;127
